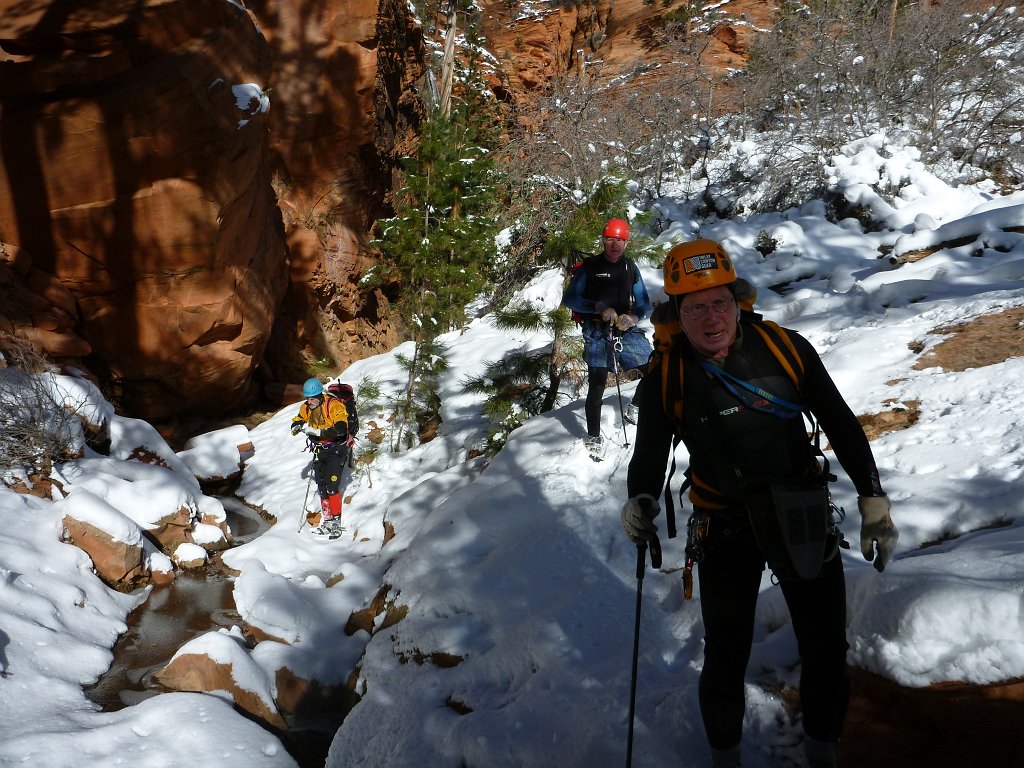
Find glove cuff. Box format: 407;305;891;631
858;494;891;523
628;494;660;518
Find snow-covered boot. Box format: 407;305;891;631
311;516;344;538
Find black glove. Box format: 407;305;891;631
290;421;304;436
621;494;660;543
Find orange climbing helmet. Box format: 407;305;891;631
602;218;630;240
663;239;736;295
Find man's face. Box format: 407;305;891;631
306;395;322;409
603;235;627;262
678;285;738;359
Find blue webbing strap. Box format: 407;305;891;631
697;358;805;419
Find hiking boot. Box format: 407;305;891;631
803;737;836;768
311;516;344;539
710;744;741;768
583;435;603;461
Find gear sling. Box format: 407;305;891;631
649;310;839;595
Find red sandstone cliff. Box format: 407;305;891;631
0;0;765;421
0;0;423;420
0;0;287;418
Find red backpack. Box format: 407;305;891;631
325;382;359;437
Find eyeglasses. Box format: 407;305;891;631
679;296;735;319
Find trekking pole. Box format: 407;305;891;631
608;326;630;447
626;535;662;768
296;463;314;533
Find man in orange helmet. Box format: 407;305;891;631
561;218;652;457
619;240;898;768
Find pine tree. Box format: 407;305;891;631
462;179;658;453
367;5;503;450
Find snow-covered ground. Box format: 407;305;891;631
2;133;1024;767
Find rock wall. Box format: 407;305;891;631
0;0;288;419
477;0;770;97
244;0;423;388
0;0;424;420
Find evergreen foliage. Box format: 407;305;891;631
366;6;504;451
461;303;582;455
392;339;451;451
463;179;657;453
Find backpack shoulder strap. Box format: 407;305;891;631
326;394;348;423
658;336;685;428
660;336;688;538
749;319;805;393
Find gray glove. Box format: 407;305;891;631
303;424;322;438
621;495;660;543
616;313;638;331
595;302;618;324
859;495;898;572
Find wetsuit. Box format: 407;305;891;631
626;320;883;749
562;255;652;437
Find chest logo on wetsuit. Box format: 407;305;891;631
720;406;741;416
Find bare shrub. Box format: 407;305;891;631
730;0;1024;211
495;27;719;288
0;336;89;484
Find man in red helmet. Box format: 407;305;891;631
561;217;652;457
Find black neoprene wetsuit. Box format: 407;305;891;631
625;320;884;749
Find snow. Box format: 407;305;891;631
172;541;208;565
168;626;278;711
232;82;270;128
2;131;1024;767
178;424;251;481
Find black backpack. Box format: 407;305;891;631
325;382;359;437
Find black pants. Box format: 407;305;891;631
696;518;849;749
586;367;643;437
313;443;348;497
584;366;609;437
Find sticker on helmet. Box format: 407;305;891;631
683;253;719;273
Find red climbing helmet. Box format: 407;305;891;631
602;218;630;240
